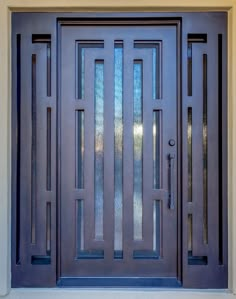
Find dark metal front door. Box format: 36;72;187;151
60;24;178;285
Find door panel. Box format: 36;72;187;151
60;26;177;280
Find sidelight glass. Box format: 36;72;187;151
75;111;84;189
77;199;84;254
188;214;193;252
77;46;85;99
152;48;157;99
94;61;104;241
114;42;123;254
153;200;161;255
81;48;85;99
188;108;192;202
133;60;143;241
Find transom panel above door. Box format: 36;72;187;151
60;25;178;286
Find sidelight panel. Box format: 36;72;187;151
46;108;52;191
76;199;84;254
188;214;192;252
80;48;85;99
46;202;51;255
75;111;84;189
188;107;192;202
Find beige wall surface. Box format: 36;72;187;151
0;0;236;298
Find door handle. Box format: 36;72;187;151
168;154;175;210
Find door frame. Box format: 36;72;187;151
0;0;235;298
57;17;181;286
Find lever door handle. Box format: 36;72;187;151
168;153;175;210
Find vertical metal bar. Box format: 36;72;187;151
123;40;134;260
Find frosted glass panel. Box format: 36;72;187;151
75;111;84;189
153;200;160;255
77;42;104;99
77;199;84;254
81;48;85;99
153;48;157;99
188;214;193;252
77;47;85;99
188;108;192;202
95;61;104;241
133;60;143;241
114;42;123;253
153;111;161;189
134;42;160;99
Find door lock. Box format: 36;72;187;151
168;139;175;146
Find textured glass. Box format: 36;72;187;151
188;214;192;252
153;200;160;255
81;48;85;99
133;61;143;241
95;61;104;240
77;47;85;99
114;43;123;252
75;111;84;189
78;42;105;99
153;48;157;99
187;43;193;96
77;199;84;254
153;111;161;189
134;42;160;99
188;108;192;202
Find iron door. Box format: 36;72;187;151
60;25;178;285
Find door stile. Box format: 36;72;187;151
123;39;135;262
103;40;115;262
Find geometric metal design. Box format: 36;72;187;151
11;12;227;288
